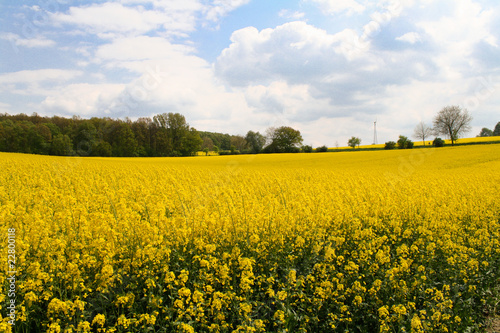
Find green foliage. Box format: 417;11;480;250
433;137;445;147
180;128;203;156
263;126;303;153
92;141;112;157
397;135;414;149
384;141;396;150
493;122;500;136
302;145;313;153
347;137;361;149
477;127;493;137
50;134;74;156
316;145;328;152
245;130;266;153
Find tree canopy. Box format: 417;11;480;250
0;112;202;157
263;126;303;153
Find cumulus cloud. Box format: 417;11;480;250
41;83;125;116
2;0;499;145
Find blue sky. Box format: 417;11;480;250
1;0;499;146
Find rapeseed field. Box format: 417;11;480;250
1;144;499;332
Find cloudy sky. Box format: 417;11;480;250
1;0;499;146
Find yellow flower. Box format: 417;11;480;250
91;314;105;327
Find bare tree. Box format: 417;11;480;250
433;106;472;146
413;121;433;146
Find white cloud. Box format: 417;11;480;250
0;69;83;86
50;3;170;36
49;0;251;38
396;32;422;44
41;83;125;116
278;9;306;20
0;33;56;48
204;0;252;22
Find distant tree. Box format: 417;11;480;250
113;123;138;157
397;135;414;149
477;127;493;137
213;146;219;154
201;137;214;151
384;141;396;150
180;128;202;156
51;134;73;156
316;145;328;152
413;122;433;146
203;147;209;156
75;122;97;156
302;145;313;153
433;106;472;145
433;137;445;147
264;126;303;153
245;131;266;153
92;141;112;157
230;135;248;152
348;136;361;149
493;122;500;136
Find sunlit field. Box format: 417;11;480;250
1;144;499;332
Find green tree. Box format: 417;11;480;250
397;135;414;149
153;113;192;156
180;128;203;156
302;145;313;153
264;126;303;153
492;122;500;136
75;122;97;156
51;134;74;156
433;137;445;147
384;141;396;150
112;123;138;157
348;136;361;149
230;135;248;152
316;145;328;152
477;128;493;137
201;137;214;152
433;106;472;145
92;141;112;157
245;131;266;153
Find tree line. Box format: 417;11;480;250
1;105;496;157
0;113;204;157
0;113;308;157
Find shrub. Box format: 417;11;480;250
385;141;396;150
302;145;313;153
433;137;445;147
316;145;328;152
397;135;414;149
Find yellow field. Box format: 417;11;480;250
1;145;500;332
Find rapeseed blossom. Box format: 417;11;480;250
0;144;499;332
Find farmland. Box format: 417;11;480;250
1;144;500;332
